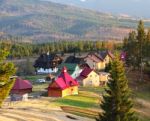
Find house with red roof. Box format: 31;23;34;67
84;51;114;70
84;53;105;70
48;67;79;97
11;78;32;101
76;67;100;87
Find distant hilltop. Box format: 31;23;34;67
0;0;150;43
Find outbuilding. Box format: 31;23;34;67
11;78;32;101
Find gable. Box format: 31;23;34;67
49;81;60;89
53;56;62;61
74;65;80;71
57;63;78;75
87;71;98;78
85;54;102;63
106;55;111;59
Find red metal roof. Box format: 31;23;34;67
80;67;93;78
12;78;32;90
48;67;78;90
85;53;104;62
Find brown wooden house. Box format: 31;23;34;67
34;53;63;73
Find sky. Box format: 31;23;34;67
43;0;150;18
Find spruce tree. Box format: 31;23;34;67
0;50;16;108
146;29;150;57
136;20;146;69
96;55;138;121
123;20;147;69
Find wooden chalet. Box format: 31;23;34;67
34;53;63;74
48;67;79;97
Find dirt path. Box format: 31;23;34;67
0;108;94;121
135;98;150;117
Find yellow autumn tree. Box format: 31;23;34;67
0;50;16;108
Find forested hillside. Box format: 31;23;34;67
0;0;150;42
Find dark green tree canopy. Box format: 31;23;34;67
96;55;138;121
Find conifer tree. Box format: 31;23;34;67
96;55;138;121
137;20;146;68
146;29;150;57
0;50;16;108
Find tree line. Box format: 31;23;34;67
123;20;150;69
0;40;120;58
123;20;150;80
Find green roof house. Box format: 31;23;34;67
57;63;82;79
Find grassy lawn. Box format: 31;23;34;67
53;91;100;109
22;75;50;96
133;82;150;101
22;75;150;120
23;75;47;83
48;86;105;109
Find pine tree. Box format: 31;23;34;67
0;50;16;108
96;55;138;121
137;20;146;68
146;29;150;57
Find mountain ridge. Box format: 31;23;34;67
0;0;150;43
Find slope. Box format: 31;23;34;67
0;0;150;42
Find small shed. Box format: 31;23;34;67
48;67;79;97
10;78;32;101
99;72;110;86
